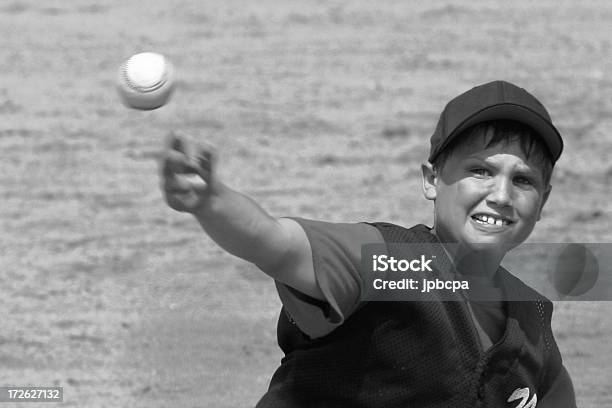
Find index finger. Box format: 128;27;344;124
167;131;188;154
161;149;199;178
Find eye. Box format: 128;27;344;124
514;175;533;186
470;167;490;177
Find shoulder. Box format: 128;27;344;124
366;222;434;243
286;217;385;249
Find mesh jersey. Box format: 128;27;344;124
257;222;571;408
275;218;506;348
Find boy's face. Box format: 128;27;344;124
422;135;551;252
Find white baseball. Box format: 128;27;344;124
117;52;175;110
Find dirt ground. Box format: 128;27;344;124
1;1;611;407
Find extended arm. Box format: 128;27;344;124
160;132;323;300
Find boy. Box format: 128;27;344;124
161;81;576;407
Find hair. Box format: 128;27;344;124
431;119;554;185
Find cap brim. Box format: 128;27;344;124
438;104;563;163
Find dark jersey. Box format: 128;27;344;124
258;221;575;407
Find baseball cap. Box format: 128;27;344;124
428;81;563;164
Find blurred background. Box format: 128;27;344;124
1;1;610;406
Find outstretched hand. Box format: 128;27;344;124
161;131;216;213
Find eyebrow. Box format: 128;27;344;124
465;155;540;177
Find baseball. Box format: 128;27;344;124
117;52;175;110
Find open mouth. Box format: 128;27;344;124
471;214;514;227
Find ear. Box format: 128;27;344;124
537;184;552;221
421;162;438;201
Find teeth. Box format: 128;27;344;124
473;214;509;226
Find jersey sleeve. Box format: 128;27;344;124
275;217;384;338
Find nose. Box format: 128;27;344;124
486;176;512;207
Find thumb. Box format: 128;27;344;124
178;173;208;193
